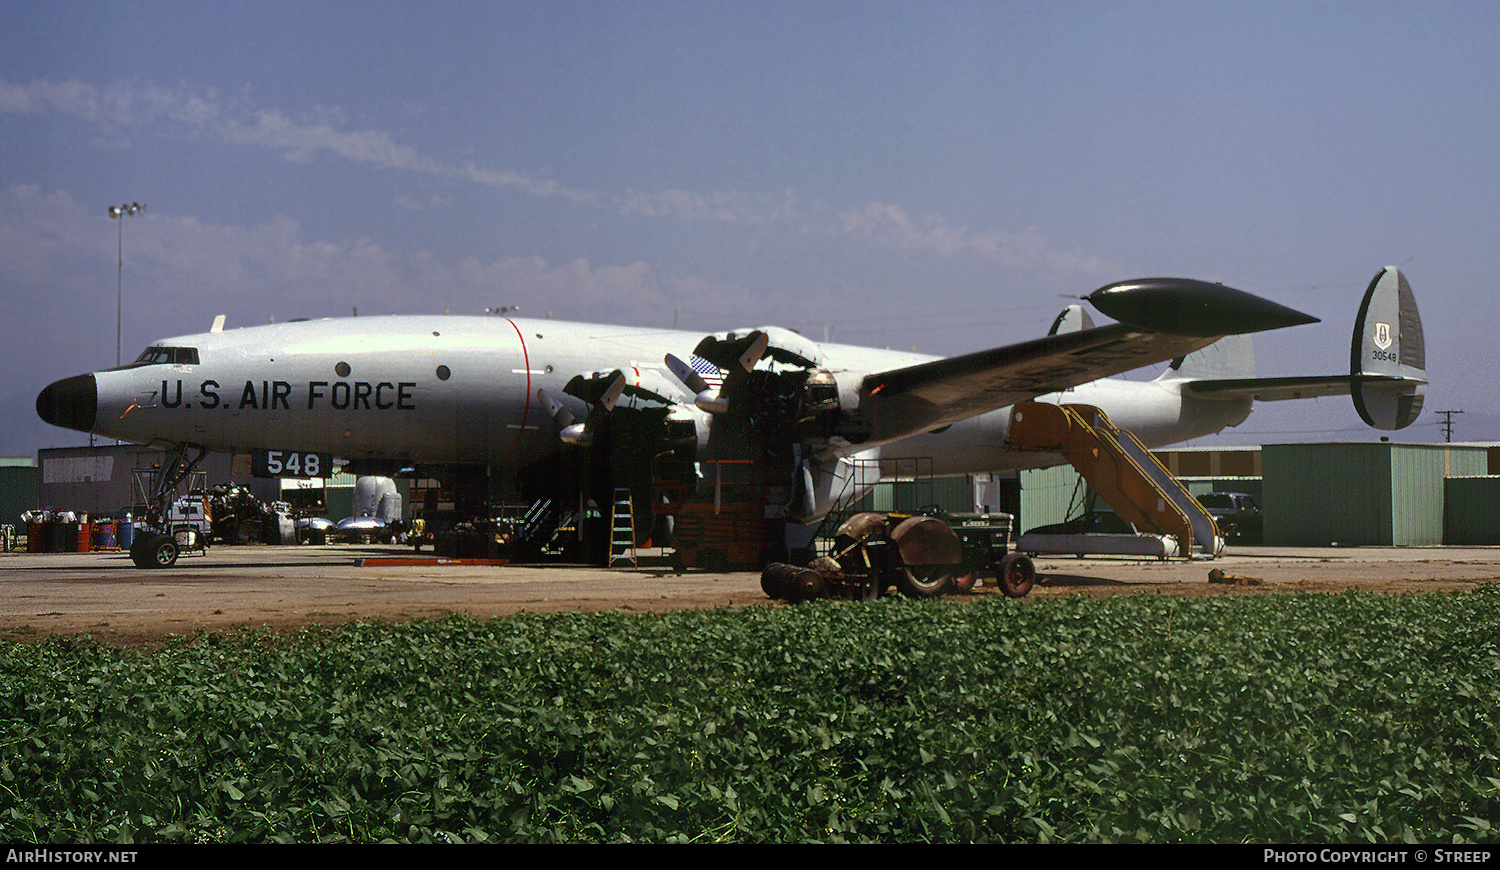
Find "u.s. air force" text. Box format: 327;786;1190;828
159;379;417;411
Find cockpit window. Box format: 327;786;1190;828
132;346;200;366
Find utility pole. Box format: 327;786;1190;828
1436;409;1464;443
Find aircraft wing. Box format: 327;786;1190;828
855;278;1322;442
859;323;1217;436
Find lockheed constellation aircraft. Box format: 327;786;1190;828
36;266;1424;570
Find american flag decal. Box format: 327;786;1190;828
689;354;725;389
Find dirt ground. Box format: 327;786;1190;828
2;543;1498;649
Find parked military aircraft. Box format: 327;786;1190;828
36;266;1424;568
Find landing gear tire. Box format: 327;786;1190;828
129;534;153;568
998;552;1036;598
130;533;179;569
894;565;955;598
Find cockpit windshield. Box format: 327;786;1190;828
131;346;200;366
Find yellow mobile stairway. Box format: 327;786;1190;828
1008;401;1222;559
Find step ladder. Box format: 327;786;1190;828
609;488;637;567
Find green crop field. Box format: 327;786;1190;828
3;588;1498;843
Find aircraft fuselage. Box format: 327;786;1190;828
38;314;1251;476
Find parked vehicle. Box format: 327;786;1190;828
1019;508;1188;560
1195;492;1263;543
1024;509;1135;537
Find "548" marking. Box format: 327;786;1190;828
251;450;332;478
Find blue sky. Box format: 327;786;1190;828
4;0;1497;455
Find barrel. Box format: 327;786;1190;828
50;522;74;552
92;520;117;550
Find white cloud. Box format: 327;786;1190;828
616;187;798;226
0;184;681;330
216;107;433;170
1;77;1117;280
837;201;1119;277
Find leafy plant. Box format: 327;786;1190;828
2;587;1497;842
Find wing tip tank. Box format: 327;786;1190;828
1087;277;1319;337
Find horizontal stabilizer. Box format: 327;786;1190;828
1188;374;1364;403
1183;267;1425;430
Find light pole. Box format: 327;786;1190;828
108;202;145;367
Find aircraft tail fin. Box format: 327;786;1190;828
1163;333;1256;381
1350;265;1425;430
1047;304;1095;335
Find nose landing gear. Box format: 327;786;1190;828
128;443;210;569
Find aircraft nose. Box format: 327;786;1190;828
36;373;98;433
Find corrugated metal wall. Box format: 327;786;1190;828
1020;444;1500;546
38;445;251;518
1019;465;1091;533
868;476;975;513
1264;444;1387;545
1;466;39;529
1444;476;1500;544
1156;448;1262;478
1263;443;1489;546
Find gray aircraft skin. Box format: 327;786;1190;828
37;267;1425;525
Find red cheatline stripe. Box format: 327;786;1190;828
504;318;531;460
